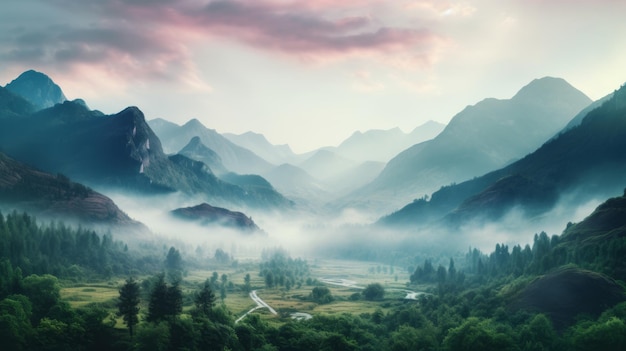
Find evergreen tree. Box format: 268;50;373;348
194;279;216;317
118;277;140;338
147;273;181;322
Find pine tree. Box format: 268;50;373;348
147;274;169;322
118;277;140;338
194;279;216;316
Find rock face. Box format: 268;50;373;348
171;203;261;232
5;70;67;110
510;267;625;329
0;152;142;227
0;98;291;208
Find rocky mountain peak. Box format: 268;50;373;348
5;69;67;110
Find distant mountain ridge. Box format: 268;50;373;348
381;82;626;227
344;77;592;213
331;120;445;163
223;131;297;165
148;118;273;175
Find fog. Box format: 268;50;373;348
99;185;610;270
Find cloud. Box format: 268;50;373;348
190;1;442;64
0;0;444;85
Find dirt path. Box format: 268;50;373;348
235;290;277;324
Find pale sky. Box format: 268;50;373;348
1;0;625;153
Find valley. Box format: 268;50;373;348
1;67;626;351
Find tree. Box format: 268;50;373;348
0;296;33;351
118;277;140;338
362;283;385;301
310;286;333;304
147;273;182;322
165;247;183;282
243;273;251;293
22;274;60;321
265;272;275;288
194;279;216;317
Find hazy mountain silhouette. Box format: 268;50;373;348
223;131;298;165
297;149;357;180
178;136;227;175
148;118;273;174
261;163;329;209
381;82;626;227
5;70;66;110
347;77;592;213
331;121;445;163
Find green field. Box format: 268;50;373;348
59;258;421;326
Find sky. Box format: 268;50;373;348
1;0;625;153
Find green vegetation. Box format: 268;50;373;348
1;192;626;351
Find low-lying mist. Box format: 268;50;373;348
101;186;609;270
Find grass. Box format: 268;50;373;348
60;284;119;308
59;258;420;326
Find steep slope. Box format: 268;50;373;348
352;77;591;213
381;82;626;227
148;118;273;174
0;86;35;119
178;136;228;175
0;100;290;209
0;152;143;228
223;131;298;165
5;70;66;110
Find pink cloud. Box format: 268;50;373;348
1;0;443;85
181;0;442;63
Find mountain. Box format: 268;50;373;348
5;70;66;110
332;121;445;163
381;82;626;227
0;86;35;120
171;203;261;232
297;149;357;180
324;160;385;195
347;77;592;213
223;131;297;165
178;136;227;175
261;163;329;208
148;118;273;174
0;151;144;229
0;99;290;209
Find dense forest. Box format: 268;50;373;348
1;192;626;351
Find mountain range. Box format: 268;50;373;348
380;82;626;228
148;118;273;175
2;69;623;238
340;77;593;214
0;76;290;210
